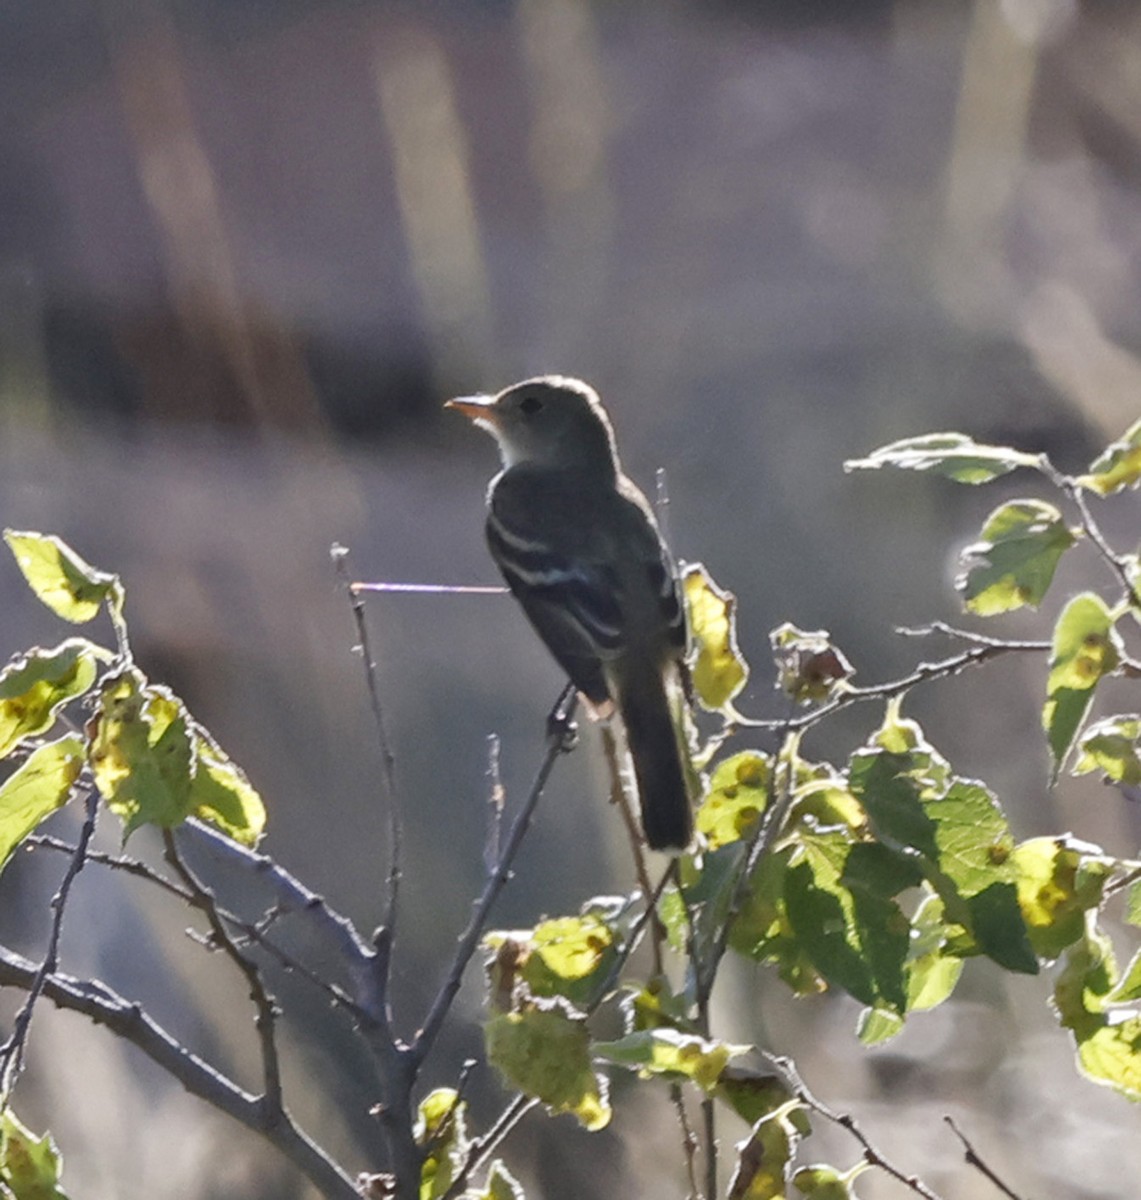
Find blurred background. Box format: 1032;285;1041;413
1;0;1139;1196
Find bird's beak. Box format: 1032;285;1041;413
445;394;498;423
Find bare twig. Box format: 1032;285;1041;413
670;1081;703;1200
334;545;403;938
163;830;283;1116
0;946;360;1200
484;734;506;875
443;1093;539;1198
0;784;98;1101
768;1054;945;1200
944;1115;1028;1200
28;835;363;1015
731;638;1051;733
410;690;579;1068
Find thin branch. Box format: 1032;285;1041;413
179;818;381;1015
484;734;506;875
163;830;283;1116
0;784;98;1101
944;1116;1028;1200
0;946;360;1199
768;1054;945;1200
27;835;362;1015
731;638;1051;733
334;544;403;939
410;691;578;1068
443;1094;539;1198
669;1082;702;1200
1069;481;1139;604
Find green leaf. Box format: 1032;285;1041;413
189;734;266;847
1074;715;1141;787
716;1066;800;1127
905;893;963;1012
1126;880;1141;929
485;1002;610;1130
727;1106;803;1200
1052;919;1141;1100
5;531;123;625
1080;418;1141;496
769;623;854;705
849;717;1037;975
1043;593;1121;779
728;846;826;996
956;500;1075;615
594;1028;747;1093
415;1088;468;1200
471;1161;525;1200
0;735;85;873
682;563;748;713
1107;950;1141;1006
793;1162;869;1198
0;640;104;759
697;752;771;849
1012;836;1113;960
844;433;1039;484
88;670;194;838
0;1111;70;1200
785;834;916;1011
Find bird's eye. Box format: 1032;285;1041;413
519;395;543;415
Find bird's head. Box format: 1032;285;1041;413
446;376;618;473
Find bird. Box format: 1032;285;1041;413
446;375;694;851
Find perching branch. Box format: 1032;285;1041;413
410;687;579;1068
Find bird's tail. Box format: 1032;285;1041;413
616;657;694;852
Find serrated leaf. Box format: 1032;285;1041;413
1126;880;1141;929
0;640;104;759
485;1003;610;1130
1080;418;1141;496
1106;950;1141;1006
1043;594;1121;779
956;500;1075;615
849;724;1037;975
793;1162;868;1198
716;1066;799;1127
728;1107;802;1200
0;735;84;874
189;735;266;847
785;834;916;1011
844;433;1039;484
1052;920;1141;1100
682;563;748;712
0;1111;70;1200
5;531;123;625
88;669;194;839
473;1161;525;1200
697;752;771;849
1074;715;1141;787
416;1088;467;1200
1012;836;1113;960
594;1028;746;1092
